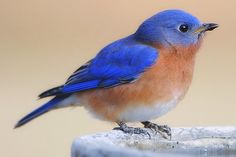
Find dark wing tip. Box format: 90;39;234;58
38;86;63;98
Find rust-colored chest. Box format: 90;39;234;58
140;48;196;104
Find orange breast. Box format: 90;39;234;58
77;44;201;122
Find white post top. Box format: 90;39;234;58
72;127;236;157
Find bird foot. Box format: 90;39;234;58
113;122;151;139
142;121;171;140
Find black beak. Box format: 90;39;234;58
194;23;219;33
202;23;219;31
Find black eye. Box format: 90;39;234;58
179;24;189;33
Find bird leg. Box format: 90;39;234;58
113;121;151;139
141;121;171;139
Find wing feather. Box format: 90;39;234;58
39;43;158;98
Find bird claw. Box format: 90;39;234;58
114;122;151;139
143;122;172;140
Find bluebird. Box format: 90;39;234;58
15;10;218;138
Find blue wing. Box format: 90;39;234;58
39;40;158;98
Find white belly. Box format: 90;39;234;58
118;98;178;122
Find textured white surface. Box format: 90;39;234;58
72;127;236;157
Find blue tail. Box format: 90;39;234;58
15;95;68;128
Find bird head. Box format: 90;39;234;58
135;10;218;47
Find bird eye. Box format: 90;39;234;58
179;24;189;33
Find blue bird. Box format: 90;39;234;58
15;10;218;138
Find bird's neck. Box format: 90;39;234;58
153;39;203;57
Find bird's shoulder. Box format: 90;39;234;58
93;35;159;66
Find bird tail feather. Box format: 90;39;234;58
14;95;67;128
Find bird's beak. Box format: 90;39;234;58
194;23;219;34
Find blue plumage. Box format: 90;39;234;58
16;36;158;127
39;36;158;97
16;9;215;128
15;95;69;128
136;10;201;46
62;80;100;93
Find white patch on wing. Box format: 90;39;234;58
118;98;179;122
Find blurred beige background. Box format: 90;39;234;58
1;0;236;157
